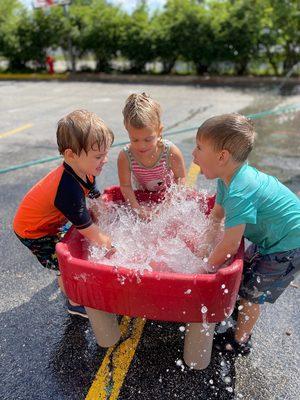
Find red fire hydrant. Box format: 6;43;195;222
46;55;55;74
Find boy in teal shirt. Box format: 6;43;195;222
192;113;300;354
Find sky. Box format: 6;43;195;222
20;0;166;13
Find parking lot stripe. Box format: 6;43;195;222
186;162;201;187
0;123;33;139
84;161;200;399
86;316;146;400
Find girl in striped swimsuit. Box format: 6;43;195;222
118;92;186;219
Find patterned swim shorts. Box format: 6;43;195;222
239;244;300;304
15;226;69;271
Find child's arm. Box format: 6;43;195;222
207;224;245;272
204;203;225;242
169;144;186;185
79;223;114;251
181;203;224;256
118;150;147;216
88;199;101;223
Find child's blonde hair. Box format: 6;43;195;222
122;92;162;130
57;109;114;155
197;113;256;162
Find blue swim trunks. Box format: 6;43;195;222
239;244;300;304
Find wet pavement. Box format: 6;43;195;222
0;81;299;400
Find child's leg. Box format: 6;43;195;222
237;247;300;343
15;232;81;306
235;298;260;343
57;274;80;306
57;274;65;295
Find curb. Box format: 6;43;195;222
0;73;69;81
0;72;299;87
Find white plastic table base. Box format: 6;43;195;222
183;322;216;370
85;309;216;369
85;307;121;348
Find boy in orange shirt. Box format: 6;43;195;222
13;109;115;318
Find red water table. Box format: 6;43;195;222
56;186;243;369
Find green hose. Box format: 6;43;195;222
1;103;299;175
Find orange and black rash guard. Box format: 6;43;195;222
13;162;100;239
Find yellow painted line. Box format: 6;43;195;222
186;162;201;187
85;161;201;400
0;123;33;139
86;316;146;400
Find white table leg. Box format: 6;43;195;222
183;322;216;370
85;307;121;348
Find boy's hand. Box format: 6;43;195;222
79;223;115;254
104;245;116;259
100;235;116;259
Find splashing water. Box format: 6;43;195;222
88;185;223;275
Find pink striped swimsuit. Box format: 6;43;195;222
123;139;174;192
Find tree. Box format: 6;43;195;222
84;0;125;72
0;1;66;71
0;0;24;69
217;0;262;75
151;5;179;74
160;0;216;75
120;2;156;73
263;0;300;74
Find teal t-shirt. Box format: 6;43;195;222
216;163;300;255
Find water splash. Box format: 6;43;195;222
89;185;223;275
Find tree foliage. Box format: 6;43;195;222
0;0;299;75
121;2;156;73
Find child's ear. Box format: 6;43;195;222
158;125;163;136
64;148;77;161
219;149;230;164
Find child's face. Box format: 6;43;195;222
127;124;162;155
192;137;221;179
73;145;109;177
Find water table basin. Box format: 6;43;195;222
56;186;243;324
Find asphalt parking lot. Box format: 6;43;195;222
0;80;299;400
